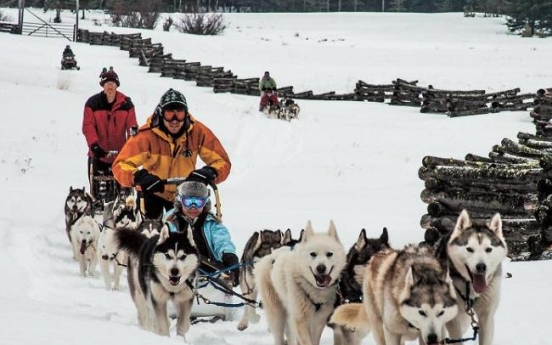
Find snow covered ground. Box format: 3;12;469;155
0;8;551;345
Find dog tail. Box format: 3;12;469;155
115;228;146;257
329;303;371;334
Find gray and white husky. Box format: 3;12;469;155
64;187;93;259
331;245;459;345
237;228;302;331
256;221;346;345
436;210;508;345
115;224;199;340
237;229;284;331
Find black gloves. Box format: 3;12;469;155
134;169;164;193
90;143;107;158
222;252;240;287
187;166;217;185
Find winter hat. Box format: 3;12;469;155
177;179;209;198
100;70;120;87
159;88;188;112
175;179;212;212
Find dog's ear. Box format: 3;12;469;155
69;186;73;193
304;221;314;242
354;229;367;251
450;209;471;241
328;220;341;244
380;227;389;245
297;229;305;243
185;223;196;248
488;213;503;238
82;186;86;192
158;224;170;245
404;267;415;293
282;229;292;244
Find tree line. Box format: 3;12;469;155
6;0;552;35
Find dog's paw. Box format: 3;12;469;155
237;321;248;331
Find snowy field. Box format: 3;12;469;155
0;8;551;345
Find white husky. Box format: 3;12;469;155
256;221;346;345
97;227;126;290
438;210;508;345
70;215;100;277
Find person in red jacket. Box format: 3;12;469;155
82;69;138;206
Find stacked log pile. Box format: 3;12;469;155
79;30;141;46
354;80;393;102
421;87;535;117
390;79;423;106
196;67;234;87
142;53;172;70
530;89;552;136
419;133;552;260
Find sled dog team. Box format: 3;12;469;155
65;187;507;345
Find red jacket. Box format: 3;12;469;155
82;91;138;164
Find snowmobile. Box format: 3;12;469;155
61;55;80;70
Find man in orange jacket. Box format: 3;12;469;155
112;88;231;219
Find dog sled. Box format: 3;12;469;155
88;152;121;214
158;178;254;322
261;97;300;121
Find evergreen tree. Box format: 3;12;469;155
504;0;552;36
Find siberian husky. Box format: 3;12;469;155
436;210;508;345
136;218;163;238
64;187;93;259
256;221;346;345
331;245;459;345
115;224;199;339
70;215;100;277
237;228;302;331
237;229;284;331
330;227;390;345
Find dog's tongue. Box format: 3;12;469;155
169;276;181;286
472;273;487;293
80;242;87;254
315;274;332;288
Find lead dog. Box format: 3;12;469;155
436;210;508;345
115;224;199;340
256;221;346;345
331;244;459;345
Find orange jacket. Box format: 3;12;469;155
112;113;231;202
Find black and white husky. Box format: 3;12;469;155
115;224;199;339
64;187;93;259
331;227;390;345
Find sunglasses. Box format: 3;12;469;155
163;109;186;122
179;196;209;209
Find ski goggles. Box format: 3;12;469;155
179;196;209;209
162;109;186;122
